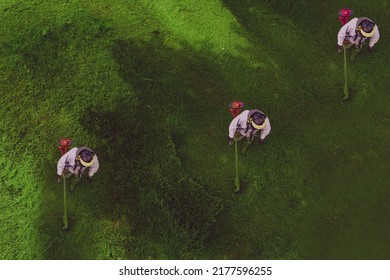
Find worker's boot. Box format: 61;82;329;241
69;177;79;192
343;41;353;49
241;139;251;155
350;47;360;63
235;133;245;142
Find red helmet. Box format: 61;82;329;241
58;138;73;155
229;100;243;109
338;8;353;26
339;8;353;17
229;100;244;118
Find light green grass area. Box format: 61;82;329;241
0;0;389;259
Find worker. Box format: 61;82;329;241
336;17;380;62
56;146;99;191
228;109;271;154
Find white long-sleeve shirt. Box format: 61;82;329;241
57;147;99;177
228;110;271;140
337;18;380;48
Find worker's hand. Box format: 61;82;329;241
259;138;264;145
367;46;373;53
336;45;342;54
228;137;234;146
56;175;62;184
86;175;93;183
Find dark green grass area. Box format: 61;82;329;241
0;0;389;259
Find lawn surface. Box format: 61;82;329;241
0;0;389;259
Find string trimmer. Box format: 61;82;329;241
343;44;349;100
229;100;244;193
338;8;353;100
62;175;68;230
234;136;240;193
58;138;73;230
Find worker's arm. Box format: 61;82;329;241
259;118;271;141
88;156;100;177
368;27;380;48
57;153;69;176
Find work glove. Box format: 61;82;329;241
336;45;342;54
86;175;93;183
259;138;264;145
56;175;62;184
367;46;373;53
228;137;234;146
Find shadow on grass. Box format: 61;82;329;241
76;35;238;258
101;32;310;259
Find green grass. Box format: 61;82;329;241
0;0;389;259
